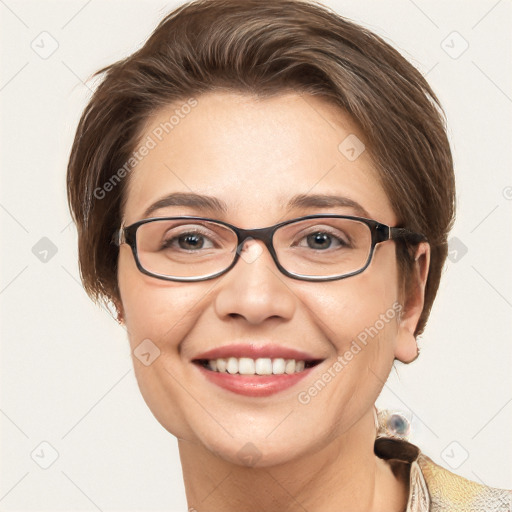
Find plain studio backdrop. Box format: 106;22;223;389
1;1;511;510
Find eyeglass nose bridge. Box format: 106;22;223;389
233;225;280;264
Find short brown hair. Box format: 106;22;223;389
66;0;455;335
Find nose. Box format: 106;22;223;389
213;238;296;325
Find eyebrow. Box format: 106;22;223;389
142;192;228;218
142;192;370;219
287;193;370;218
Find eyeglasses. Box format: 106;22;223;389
112;215;427;282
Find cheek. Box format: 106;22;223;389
305;243;400;349
117;248;214;439
117;246;207;350
300;243;401;403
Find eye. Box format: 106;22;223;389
295;229;351;251
161;227;217;251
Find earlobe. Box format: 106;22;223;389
394;330;419;363
394;242;430;363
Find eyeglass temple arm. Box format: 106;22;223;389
111;228;123;246
388;227;428;244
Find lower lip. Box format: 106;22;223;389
195;364;315;397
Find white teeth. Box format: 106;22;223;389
255;358;272;375
285;359;296;374
272;358;286;374
238;357;255;375
227;357;238;374
216;358;227;372
204;357;313;375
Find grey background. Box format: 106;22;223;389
1;0;511;510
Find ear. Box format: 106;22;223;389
394;242;430;363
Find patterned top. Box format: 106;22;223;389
374;436;512;511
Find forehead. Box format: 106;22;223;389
122;91;395;226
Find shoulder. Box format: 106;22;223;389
375;436;512;512
416;451;512;512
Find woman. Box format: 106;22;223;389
66;0;511;510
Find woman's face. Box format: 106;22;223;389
117;91;426;466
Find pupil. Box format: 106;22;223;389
308;232;330;249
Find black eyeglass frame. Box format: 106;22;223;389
112;214;427;282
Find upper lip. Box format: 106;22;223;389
192;343;323;361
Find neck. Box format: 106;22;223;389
178;410;408;512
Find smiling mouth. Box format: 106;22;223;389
193;357;323;375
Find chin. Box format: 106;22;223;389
211;439;310;469
191;422;326;469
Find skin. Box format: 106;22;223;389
116;91;430;512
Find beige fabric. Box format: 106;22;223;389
416;453;512;511
374;437;512;511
